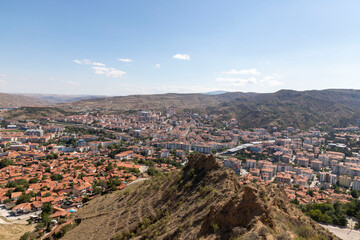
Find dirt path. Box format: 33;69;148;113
127;178;149;186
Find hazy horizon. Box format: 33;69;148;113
4;88;360;98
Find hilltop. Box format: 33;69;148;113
62;154;337;240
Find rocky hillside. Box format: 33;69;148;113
4;89;360;128
60;92;257;111
0;92;51;108
62;154;337;240
59;89;360;128
211;89;360;129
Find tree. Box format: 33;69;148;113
351;189;360;199
131;168;140;174
307;190;314;197
147;167;160;176
50;174;63;181
29;178;39;184
0;158;14;168
16;194;31;205
105;164;114;172
42;202;53;215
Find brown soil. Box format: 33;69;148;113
0;224;34;240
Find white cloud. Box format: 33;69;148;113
155;64;160;68
260;74;283;87
216;77;257;86
92;62;106;66
92;66;126;78
0;79;5;86
73;59;126;78
73;59;92;65
0;73;6;78
118;58;132;63
218;67;283;88
222;68;260;75
173;54;190;60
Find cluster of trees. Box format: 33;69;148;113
301;202;348;226
50;174;64;181
65;126;114;140
136;157;182;168
3;179;36;204
234;149;267;162
300;200;360;228
92;177;125;195
300;191;360;229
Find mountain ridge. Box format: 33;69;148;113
3;89;360;129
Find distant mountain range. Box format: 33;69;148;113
19;93;107;104
203;90;228;95
2;89;360;128
0;93;107;108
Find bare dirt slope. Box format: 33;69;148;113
0;223;34;240
63;154;338;240
0;93;51;108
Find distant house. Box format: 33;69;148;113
115;150;134;160
12;203;32;215
73;182;93;197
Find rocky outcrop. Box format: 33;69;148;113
186;153;220;171
200;186;269;234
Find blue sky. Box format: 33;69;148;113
1;0;360;95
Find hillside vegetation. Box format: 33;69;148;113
61;154;337;240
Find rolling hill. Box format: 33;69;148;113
60;92;257;111
210;89;360;129
61;154;337;240
3;89;360;129
0;93;51;108
61;89;360;128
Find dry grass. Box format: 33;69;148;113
0;224;34;240
62;155;339;240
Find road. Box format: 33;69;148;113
320;217;360;240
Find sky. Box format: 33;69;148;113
1;0;360;96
